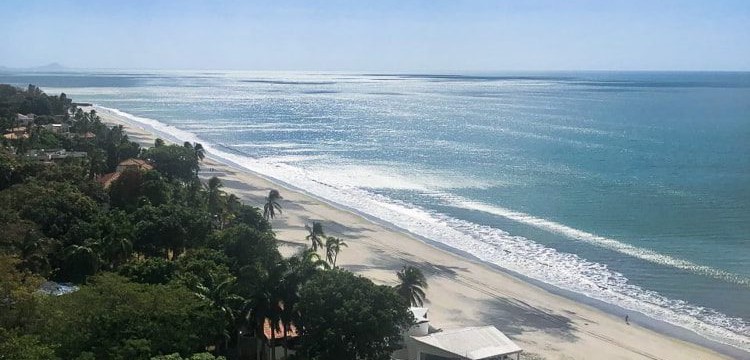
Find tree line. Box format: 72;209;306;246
0;84;429;360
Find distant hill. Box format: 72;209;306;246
32;62;68;71
0;62;71;72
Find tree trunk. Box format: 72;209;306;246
256;323;262;360
283;324;289;359
271;326;276;360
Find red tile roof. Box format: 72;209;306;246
263;319;300;341
96;172;121;189
117;158;153;171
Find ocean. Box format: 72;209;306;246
2;70;748;353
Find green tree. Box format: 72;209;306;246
36;273;224;359
151;353;226;360
262;189;282;220
175;248;232;288
0;329;58;360
232;205;271;233
205;176;224;217
305;222;325;252
142;144;198;181
394;265;428;307
324;236;347;268
118;257;177;285
1;181;101;240
0;255;43;330
62;242;100;283
298;270;412;360
131;204;211;259
140;170;172;206
192;273;242;352
183;142;205;162
97;211;134;269
218;224;280;271
237;260;285;360
108;168;145;210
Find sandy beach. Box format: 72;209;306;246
91;106;734;360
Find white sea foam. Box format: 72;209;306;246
305;163;501;191
433;194;750;288
95;105;750;352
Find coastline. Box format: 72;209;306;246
90;105;741;360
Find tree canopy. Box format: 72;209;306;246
37;273;225;359
298;270;413;360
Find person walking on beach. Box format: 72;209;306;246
625;315;629;325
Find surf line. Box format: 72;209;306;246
432;193;750;288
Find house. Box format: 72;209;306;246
3;132;29;140
407;326;522;360
260;318;300;360
97;158;155;189
43;123;70;134
16;113;35;126
392;308;522;360
23;149;87;162
116;158;153;172
3;127;28;140
96;172;122;189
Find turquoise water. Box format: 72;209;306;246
2;70;748;352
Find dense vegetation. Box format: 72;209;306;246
0;85;421;360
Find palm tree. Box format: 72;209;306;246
325;237;347;267
305;222;325;252
184;142;206;162
263;189;283;220
278;262;302;359
205;176;225;216
193;274;243;352
20;233;52;276
64;243;100;282
394;265;428;307
289;248;329;277
278;249;328;357
193;142;205;162
86;148;107;179
221;193;241;228
100;234;133;269
241;261;286;360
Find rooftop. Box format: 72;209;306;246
263;319;299;341
96;172;122;189
411;326;522;360
117;158;153;171
3;133;28;140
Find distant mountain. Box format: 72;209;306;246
32;62;68;71
0;63;71;72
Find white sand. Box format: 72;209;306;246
92;106;732;360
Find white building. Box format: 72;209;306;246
16;113;35;126
394;308;522;360
409;326;522;360
43;123;69;134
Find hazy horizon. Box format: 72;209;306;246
1;0;749;72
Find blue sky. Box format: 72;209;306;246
1;0;748;71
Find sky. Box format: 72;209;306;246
1;0;749;71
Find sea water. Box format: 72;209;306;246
2;70;748;353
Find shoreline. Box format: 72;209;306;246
89;105;743;359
